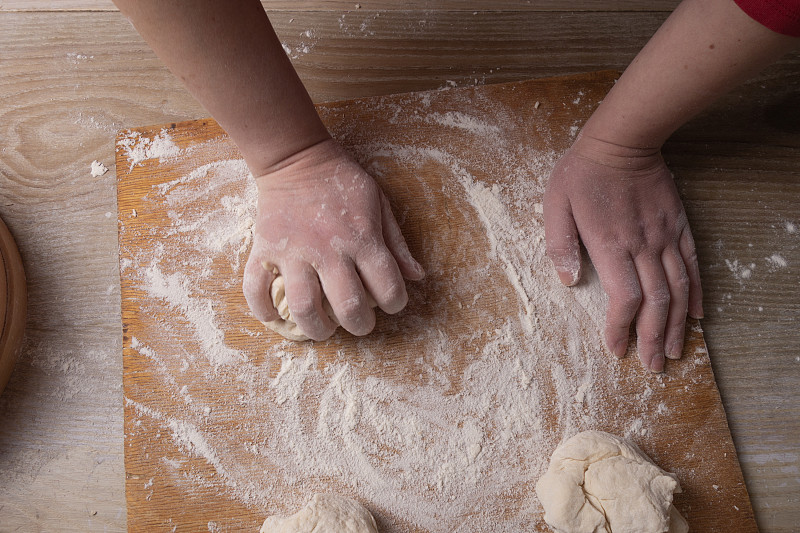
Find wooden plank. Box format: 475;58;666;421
0;10;668;106
0;10;202;533
660;62;800;530
664;150;800;531
119;72;757;532
1;1;681;13
275;10;670;101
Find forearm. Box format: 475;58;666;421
582;0;798;151
113;0;329;176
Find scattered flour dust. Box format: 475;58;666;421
121;89;688;532
725;258;756;281
766;253;788;269
280;28;319;59
142;263;245;368
119;128;182;170
425;111;501;136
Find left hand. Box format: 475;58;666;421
242;139;424;341
543;135;703;372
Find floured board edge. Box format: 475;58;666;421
117;71;757;532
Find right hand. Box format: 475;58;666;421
243;138;425;341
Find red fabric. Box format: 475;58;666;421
734;0;800;37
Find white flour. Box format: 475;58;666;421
90;159;108;177
119;128;182;170
726;258;756;281
766;253;788;269
425;111;501;136
120;96;691;531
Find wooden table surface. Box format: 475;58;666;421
0;2;797;532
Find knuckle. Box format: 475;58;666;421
383;281;406;303
545;244;569;262
381;282;408;312
648;285;671;306
357;243;388;265
667;319;686;334
336;294;367;322
350;216;381;241
674;272;690;298
289;297;318;321
614;286;643;315
545;232;579;254
684;249;699;268
546;246;580;273
639;329;665;346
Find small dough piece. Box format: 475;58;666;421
535;430;688;533
259;493;378;533
262;274;376;341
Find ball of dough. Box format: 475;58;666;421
261;274;376;341
259;493;379;533
535;430;689;533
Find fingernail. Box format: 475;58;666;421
556;267;578;286
649;354;665;373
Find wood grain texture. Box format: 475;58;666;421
0;4;797;532
118;73;756;532
2;1;682;13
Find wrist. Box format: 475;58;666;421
251;137;345;189
577;99;667;153
236;113;332;179
570;130;663;173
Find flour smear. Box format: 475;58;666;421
119;92;694;532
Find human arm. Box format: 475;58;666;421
544;0;799;371
113;0;424;340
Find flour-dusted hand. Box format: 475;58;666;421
243;139;425;341
544;136;703;372
111;1;424;342
537;0;797;372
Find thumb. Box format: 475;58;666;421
543;196;582;286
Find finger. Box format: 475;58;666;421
319;260;376;336
380;192;425;280
633;254;671;373
679;225;704;319
592;251;641;359
356;245;408;315
282;264;338;341
543;194;582;286
662;247;690;360
242;252;278;322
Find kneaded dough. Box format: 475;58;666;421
262;274;376;341
535;430;689;533
259;493;378;533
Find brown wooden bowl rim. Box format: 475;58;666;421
0;215;27;396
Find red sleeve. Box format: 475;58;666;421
734;0;800;37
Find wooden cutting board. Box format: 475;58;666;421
117;71;757;532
